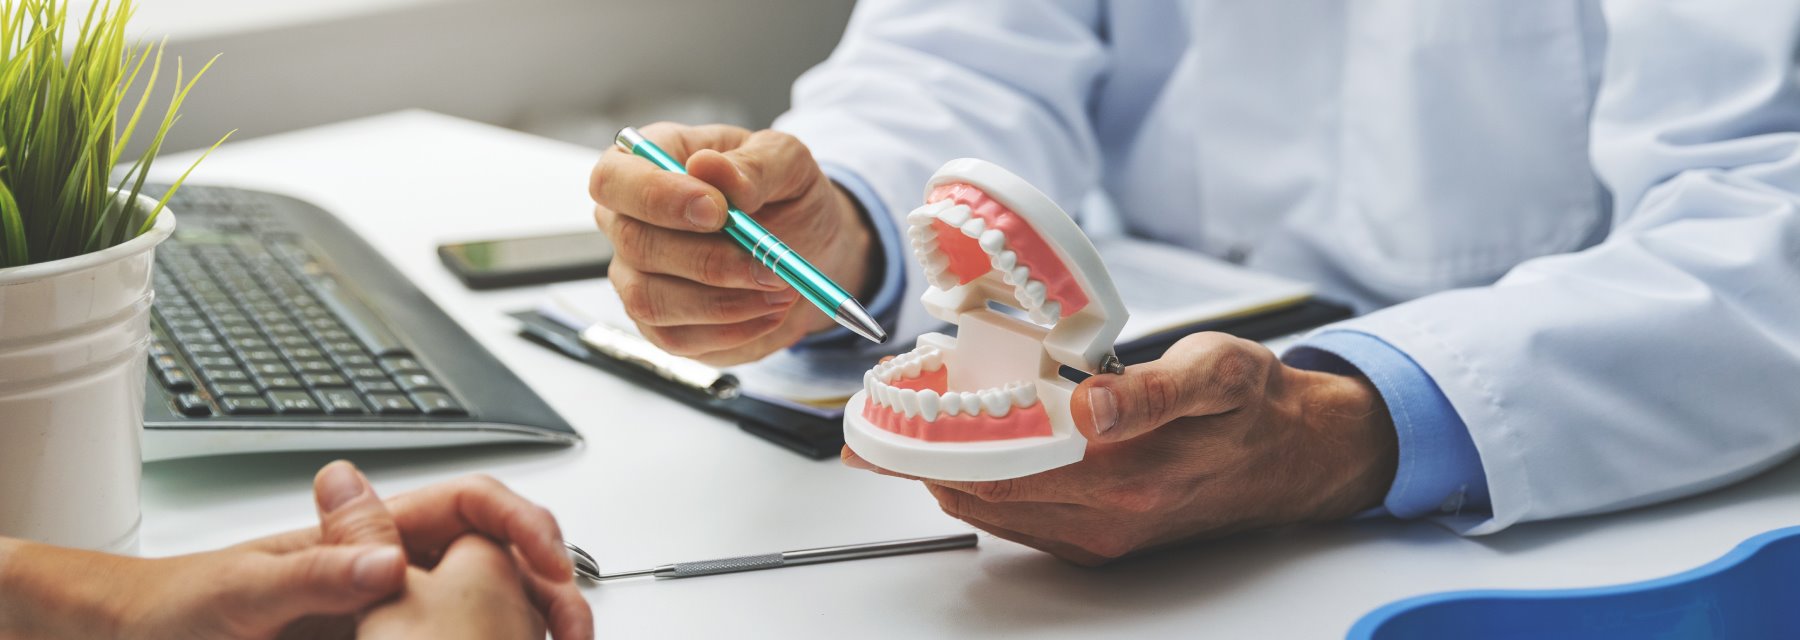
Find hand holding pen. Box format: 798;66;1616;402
590;124;887;366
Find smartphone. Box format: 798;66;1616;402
438;230;614;290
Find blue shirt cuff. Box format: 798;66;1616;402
791;164;907;351
1283;330;1491;519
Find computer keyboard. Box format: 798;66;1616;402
142;185;579;460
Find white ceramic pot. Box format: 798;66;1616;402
0;196;173;554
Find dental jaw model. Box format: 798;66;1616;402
843;159;1128;482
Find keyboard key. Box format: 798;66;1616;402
395;373;443;393
203;368;251;384
336;353;376;368
193;355;240;369
285;347;324;361
256;374;303;390
236;337;272;352
220;396;274;415
409;392;467;417
275;335;314;349
268;390;324;415
153;354;182;370
211;382;259;396
184;342;228;357
302;372;350;388
380;356;426;375
175;393;212;417
366;393;420;415
323;340;363;355
347;366;388;382
240;349;282;364
149;340;173;358
292;359;337;374
248;362;293;378
316;389;367;415
356;380;401;394
157;368;195;391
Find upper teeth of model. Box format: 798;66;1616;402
906;200;1063;326
863;346;1039;422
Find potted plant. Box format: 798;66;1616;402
0;0;226;553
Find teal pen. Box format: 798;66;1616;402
613;127;887;344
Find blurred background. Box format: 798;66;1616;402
75;0;858;152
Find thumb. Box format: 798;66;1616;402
313;460;402;547
1071;334;1269;442
237;545;406;622
687;129;817;214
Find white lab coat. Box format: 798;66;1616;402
773;0;1800;535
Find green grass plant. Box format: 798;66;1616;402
0;0;229;268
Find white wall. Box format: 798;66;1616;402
104;0;856;152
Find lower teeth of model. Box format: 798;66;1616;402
907;200;1062;325
865;349;1038;422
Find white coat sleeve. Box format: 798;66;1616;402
773;0;1107;344
1337;0;1800;534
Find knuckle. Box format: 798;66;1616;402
1136;369;1185;420
643;326;698;357
695;244;743;285
615;277;662;325
609;218;653;265
970;479;1020;503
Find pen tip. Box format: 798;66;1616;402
834;300;888;344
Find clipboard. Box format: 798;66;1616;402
511;297;1353;460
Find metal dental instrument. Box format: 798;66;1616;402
565;533;978;583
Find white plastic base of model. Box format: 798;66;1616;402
843;390;1084;483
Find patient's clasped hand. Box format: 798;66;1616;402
0;462;592;639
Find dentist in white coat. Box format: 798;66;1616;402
589;0;1800;564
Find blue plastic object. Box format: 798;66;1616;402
1350;526;1800;639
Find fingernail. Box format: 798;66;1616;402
752;265;784;289
317;462;364;513
685;196;717;228
352;547;402;590
1089;387;1118;435
765;288;798;305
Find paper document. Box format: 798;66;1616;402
1092;237;1314;346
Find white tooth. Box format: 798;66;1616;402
1010;266;1031;286
978;229;1006;254
907;225;929;241
939;204;971;227
1029;309;1049;324
903;356;922;378
873;384;891;408
898;389;921;418
1010;382;1038;407
940;392;963;416
1024;281;1047;306
960;218;986;238
930;273;958;289
979;390;1012;417
920;348;943;371
922;251;949;274
863;371;876;395
908;200;948;224
918;390;940;422
1040;301;1061;323
993;250;1017;272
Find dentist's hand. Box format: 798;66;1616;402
843;333;1399;566
590;122;879;366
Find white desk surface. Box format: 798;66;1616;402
141;110;1800;638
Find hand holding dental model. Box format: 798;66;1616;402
844;160;1400;564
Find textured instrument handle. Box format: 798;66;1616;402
669;553;786;578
